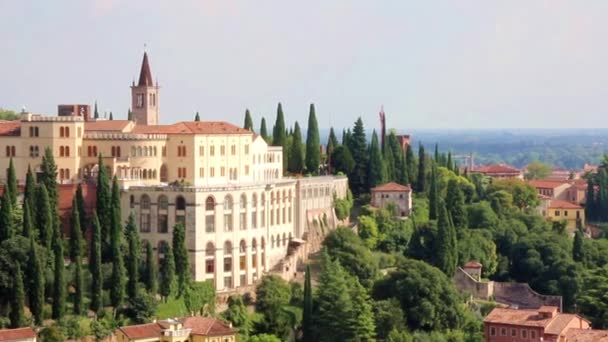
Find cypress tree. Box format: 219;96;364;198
417;144;427;193
599;169;608;221
585;178;596;221
22;200;33;238
387;132;405;184
288;122;304;174
90;213;103;314
128;108;133;121
70;199;85;315
125;213;140;299
36;185;53;250
9;264;25;328
52;226;66;319
0;193;14;242
573;229;584;263
260;117;269;142
447;152;453;172
305;104;321;174
75;184;87;235
302;265;313;342
446;179;467;229
97;155;112;260
159;245;176;302
24;165;36;220
434;144;439;163
109;112;113;120
94;101;99;119
428;164;438;220
28;237;45;325
367;131;386;189
41;147;58;210
327;127;338;155
349;118;369;194
172;222;189;297
435;201;458;276
273;103;288;173
144;240;158;295
405;144;416;187
110;179;126;313
244;109;254;132
7;158;17;207
194;112;200;121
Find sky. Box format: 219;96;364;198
1;1;608;130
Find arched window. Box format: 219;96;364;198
175;196;186;226
224;195;233;232
239;194;247;230
143;169;148;179
158;195;168;233
239;240;247;272
261;193;266;228
141;195;151;209
252;238;257;252
140;195;151;232
224;195;233;211
239;194;247;210
223;241;233;276
251;193;258;229
239;240;246;253
205;196;215;233
131;146;136;156
205;242;215;274
130;195;135;208
137;146;142;156
158;241;169;260
176;196;186;210
160;164;168;182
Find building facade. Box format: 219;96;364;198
370;182;412;217
116;317;235;342
0;53;348;291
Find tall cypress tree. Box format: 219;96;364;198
446;179;467;229
0;193;14;242
585;177;596;221
599;169;608;221
23;165;36;220
405;144;416;187
144;240;158;295
428;164;438;220
22;200;33;238
273;103;288;173
434;144;439;164
125;213;140;299
302;265;313;342
573;229;584;262
417;144;427;193
349;118;369;194
305;104;321;174
327;127;338;156
6;158;17;207
28;237;44;325
447;152;453;172
194;112;200;121
75;184;87;235
90;213;103;314
244;109;254;132
41;147;58;210
97;156;112;260
367;131;386;189
172;222;189;297
94;101;99;119
435;201;458;276
387;132;405;184
9;264;25;328
128;108;133;121
110;179;126;313
70;199;85;315
159;245;176;302
260;117;269;142
52;226;66;320
36;185;53;250
288;122;304;174
109;112;113;120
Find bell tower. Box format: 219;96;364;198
131;52;160;125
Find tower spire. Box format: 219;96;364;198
138;52;154;87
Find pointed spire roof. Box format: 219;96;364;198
137;52;154;87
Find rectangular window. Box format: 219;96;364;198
245;165;249;176
224;276;232;288
501;328;506;336
245;144;249;154
29;145;39;157
210;167;215;177
490;327;496;336
261;210;265;227
531;330;536;339
206;260;214;274
210;146;215;156
240;256;246;270
270;209;274;226
141;215;150;233
231;145;236;155
564;210;568;217
251;212;257;229
162;146;166;157
158;215;168;233
206;215;215;233
521;330;527;339
240;274;246;287
224;259;232;272
511;328;517;337
221;167;225;177
224;214;233;232
220;145;225;156
252;256;257;268
199;167;204;178
240;213;247;230
199;145;204;156
555;210;560;216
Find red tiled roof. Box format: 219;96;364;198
463;261;482;268
0;327;36;341
528;179;568;189
474;164;521;174
84;120;132;132
0;121;21;136
545;314;579;335
132;121;250;135
182;316;234;337
371;182;411;192
119;323;163;339
138;52;154;87
484;308;554;327
548;200;582;210
566;328;608;342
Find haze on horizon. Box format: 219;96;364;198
1;1;607;130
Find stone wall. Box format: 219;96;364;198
453;267;493;300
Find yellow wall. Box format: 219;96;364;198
547;207;585;231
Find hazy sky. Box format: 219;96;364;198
1;1;608;130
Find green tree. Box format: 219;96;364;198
223;295;251;337
39;325;65;342
327;127;339;156
126;292;158;324
446;179;468;229
159;245;176;301
323;227;378;288
435;201;458;276
172;222;190;297
249;334;282;342
288;122;304;174
487;179;539;210
0;193;14;242
183;281;215;316
586;177;597;221
446;151;453;171
28;237;45;325
405;144;416;188
125;213;140;299
255;275;292;337
428;164;438;220
96;155;112;260
94;101;99;119
417;144;427;193
128;108;133;121
578;266;608;328
90;213;103;314
9;264;25;328
75;184;87;235
70;199;85;315
525;160;552;180
244;109;254;131
260;117;270;142
330;145;355;175
305;104;321;174
358;215;379;249
144;240;158;295
6;158;17;207
194;111;200;121
109;112;113;120
373;299;406;340
52;227;66;319
302;265;313;342
573;229;584;262
40;147;58;209
348;118;369;194
23;166;36;220
272;103;287;172
110;180;126;313
367;131;386;189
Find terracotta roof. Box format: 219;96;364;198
565;328;608;342
0;327;36;341
545;313;579;335
484;308;553;328
182;316;234;337
548;200;582;210
119;323;163;339
463;261;482;268
371;182;412;192
474;164;521;174
529;179;568;189
132;121;250;135
138;52;154;87
0;121;21;136
84;120;132;132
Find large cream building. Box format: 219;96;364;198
0;53;348;291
